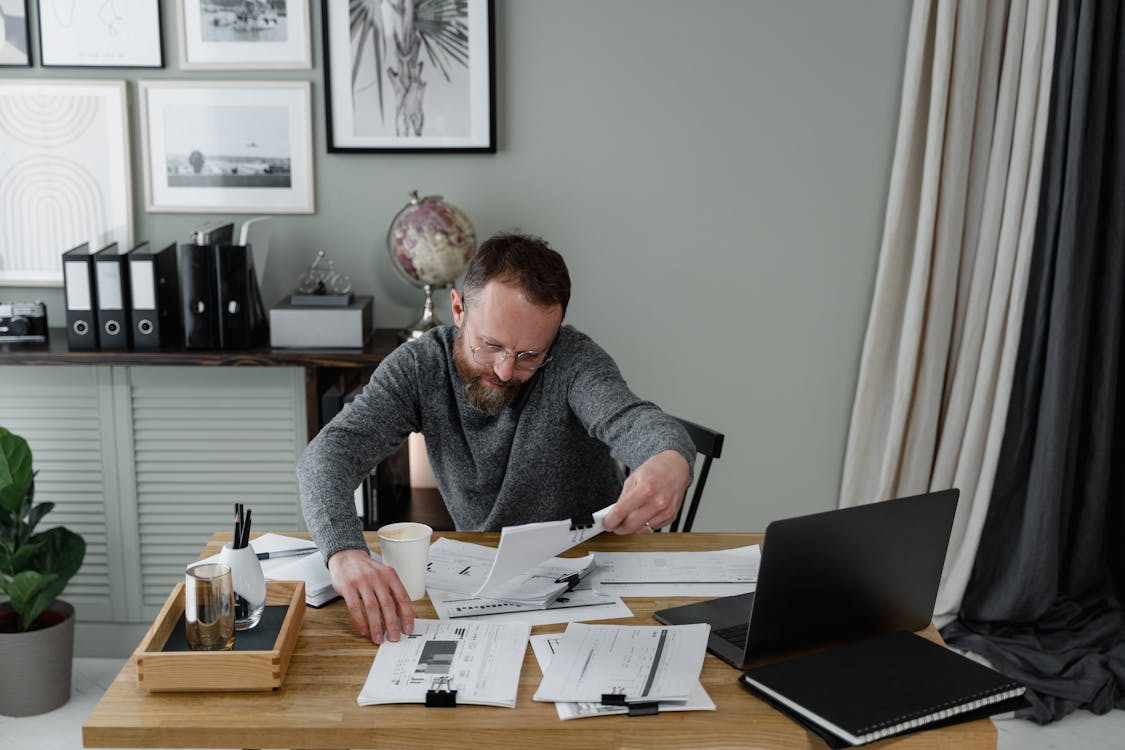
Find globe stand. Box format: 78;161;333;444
400;284;442;341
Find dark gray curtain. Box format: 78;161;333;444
941;0;1125;724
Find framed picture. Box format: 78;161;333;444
178;0;310;69
323;0;496;152
0;0;30;66
139;80;314;214
0;80;133;286
38;0;163;67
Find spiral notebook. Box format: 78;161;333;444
739;631;1026;747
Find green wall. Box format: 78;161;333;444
1;0;912;532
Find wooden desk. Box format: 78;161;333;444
83;532;997;750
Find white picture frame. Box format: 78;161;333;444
323;0;496;152
37;0;163;68
139;80;314;214
0;0;31;67
178;0;310;69
0;80;133;286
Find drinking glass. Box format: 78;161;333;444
184;562;235;651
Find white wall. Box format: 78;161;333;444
3;0;911;531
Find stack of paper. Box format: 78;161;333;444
591;545;761;597
530;633;715;719
266;548;338;607
357;619;530;708
425;538;628;623
533;623;712;709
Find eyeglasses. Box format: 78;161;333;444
468;339;553;372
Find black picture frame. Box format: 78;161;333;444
37;0;164;68
323;0;496;153
0;0;31;67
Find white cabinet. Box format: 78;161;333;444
0;365;307;630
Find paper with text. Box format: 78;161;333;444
529;634;715;719
472;505;613;599
357;619;530;708
591;545;761;597
533;623;710;704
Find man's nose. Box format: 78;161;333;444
493;355;515;382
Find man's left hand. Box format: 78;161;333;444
603;450;691;534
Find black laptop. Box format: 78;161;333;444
654;489;959;669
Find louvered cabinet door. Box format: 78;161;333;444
0;366;121;621
119;366;308;620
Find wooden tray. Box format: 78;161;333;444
134;580;305;692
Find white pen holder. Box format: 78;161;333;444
218;543;267;630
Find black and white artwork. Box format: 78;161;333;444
0;80;133;285
140;81;313;213
324;0;495;152
37;0;163;67
0;0;30;66
179;0;310;69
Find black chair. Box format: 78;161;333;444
668;416;724;532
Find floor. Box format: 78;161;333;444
0;659;1121;749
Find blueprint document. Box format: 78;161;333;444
357;619;530;708
530;634;715;719
473;504;613;599
533;622;711;704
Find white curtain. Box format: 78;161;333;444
839;0;1057;626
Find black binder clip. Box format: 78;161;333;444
600;694;659;716
554;571;581;592
425;688;458;707
570;513;595;531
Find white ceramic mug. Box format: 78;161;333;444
377;522;433;601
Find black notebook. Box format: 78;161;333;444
739;631;1026;747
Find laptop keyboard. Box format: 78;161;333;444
714;622;749;650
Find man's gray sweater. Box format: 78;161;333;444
298;324;694;559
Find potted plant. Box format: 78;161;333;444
0;426;86;716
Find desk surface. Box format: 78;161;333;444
83;532;997;750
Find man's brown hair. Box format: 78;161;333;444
461;232;571;315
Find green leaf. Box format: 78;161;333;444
28;527;84;605
22;501;52;537
0;570;56;630
0;428;33;513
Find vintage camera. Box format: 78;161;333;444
0;301;49;343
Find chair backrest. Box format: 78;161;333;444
669;416;724;532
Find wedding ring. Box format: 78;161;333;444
644;522;654;533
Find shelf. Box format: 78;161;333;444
0;328;401;368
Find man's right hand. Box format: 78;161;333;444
326;548;415;644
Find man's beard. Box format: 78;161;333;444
453;338;523;415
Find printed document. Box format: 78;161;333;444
427;537;596;607
473;505;613;599
357;619;530;708
530;634;715;719
429;586;632;625
592;545;761;597
533;622;711;704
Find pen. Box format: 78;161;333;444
256;548;318;561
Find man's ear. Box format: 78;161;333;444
451;289;465;327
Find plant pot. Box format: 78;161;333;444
0;599;75;717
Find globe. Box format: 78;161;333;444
387;191;476;339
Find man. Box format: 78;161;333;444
299;233;694;644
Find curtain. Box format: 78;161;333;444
942;0;1125;723
839;0;1056;626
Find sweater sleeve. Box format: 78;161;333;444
297;343;423;559
561;332;696;474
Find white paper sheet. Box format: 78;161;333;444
473;505;613;598
529;634;715;719
428;537;596;606
591;544;761;597
429;586;633;625
533;622;711;704
357;619;530;708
